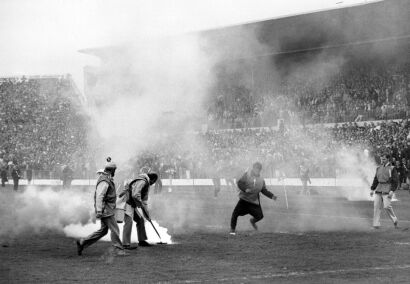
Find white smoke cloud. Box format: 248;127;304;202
86;34;215;168
0;186;93;238
0;186;171;244
335;147;377;201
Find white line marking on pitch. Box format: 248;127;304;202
189;212;410;230
272;210;410;223
176;264;410;283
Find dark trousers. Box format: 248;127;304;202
122;210;147;246
230;199;263;230
13;178;19;191
1;174;7;187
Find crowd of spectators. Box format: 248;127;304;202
2;71;410;180
0;76;89;179
135;119;410;180
1;51;410;181
135;54;410;180
207;58;410;129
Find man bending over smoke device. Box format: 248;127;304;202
230;162;277;235
120;170;158;248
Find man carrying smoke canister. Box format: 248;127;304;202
76;159;128;256
119;169;158;249
370;153;399;229
230;162;277;235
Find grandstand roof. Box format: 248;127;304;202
80;0;410;60
202;0;410;59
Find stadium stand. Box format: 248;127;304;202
207;57;410;129
1;0;409;181
134;119;410;180
0;75;89;179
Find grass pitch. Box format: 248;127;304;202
2;185;410;283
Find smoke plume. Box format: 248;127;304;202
0;186;92;238
85;34;215;170
335;146;377;201
0;186;171;244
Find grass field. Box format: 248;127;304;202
1;185;410;283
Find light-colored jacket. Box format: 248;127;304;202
371;162;398;193
94;173;116;218
119;175;151;217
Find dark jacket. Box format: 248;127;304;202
62;166;73;181
237;171;274;205
11;165;20;180
0;165;7;181
124;174;150;208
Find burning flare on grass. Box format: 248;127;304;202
63;220;172;244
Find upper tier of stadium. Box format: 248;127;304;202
0;75;89;174
80;0;409;59
80;0;410;129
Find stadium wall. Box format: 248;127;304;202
14;178;362;187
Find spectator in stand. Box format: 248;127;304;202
0;158;7;187
61;164;74;189
299;161;311;195
396;159;408;189
25;161;33;185
9;161;20;191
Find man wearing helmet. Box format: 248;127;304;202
76;159;127;256
370;153;399;229
120;169;158;248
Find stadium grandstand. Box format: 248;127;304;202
0;75;90;180
1;0;409;181
77;0;410;180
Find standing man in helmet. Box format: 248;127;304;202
370;153;399;229
76;158;127;256
120;169;158;249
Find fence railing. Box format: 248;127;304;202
4;167;345;186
